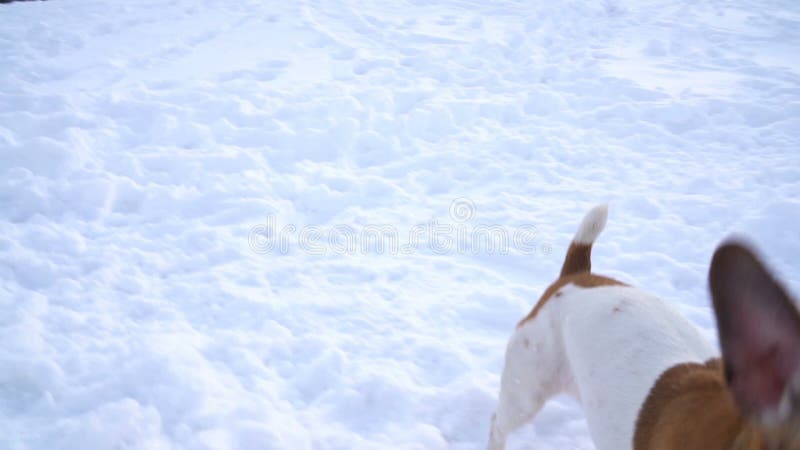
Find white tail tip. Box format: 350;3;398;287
573;204;608;245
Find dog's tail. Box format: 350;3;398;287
560;204;608;277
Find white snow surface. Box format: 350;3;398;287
1;0;799;449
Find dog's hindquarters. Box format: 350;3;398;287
487;205;608;450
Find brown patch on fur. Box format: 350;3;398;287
517;272;625;327
560;243;593;277
634;359;745;450
633;359;800;450
518;235;624;328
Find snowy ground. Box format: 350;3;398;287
1;0;799;449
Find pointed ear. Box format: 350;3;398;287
709;241;800;423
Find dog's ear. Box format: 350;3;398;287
709;241;800;423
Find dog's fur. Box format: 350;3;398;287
487;205;800;450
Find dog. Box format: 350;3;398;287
487;205;800;450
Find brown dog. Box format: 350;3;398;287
487;205;800;449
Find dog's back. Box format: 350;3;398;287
558;278;715;448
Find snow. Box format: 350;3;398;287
1;0;799;449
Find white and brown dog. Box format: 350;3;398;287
487;205;800;450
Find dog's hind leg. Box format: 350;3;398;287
487;315;570;450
